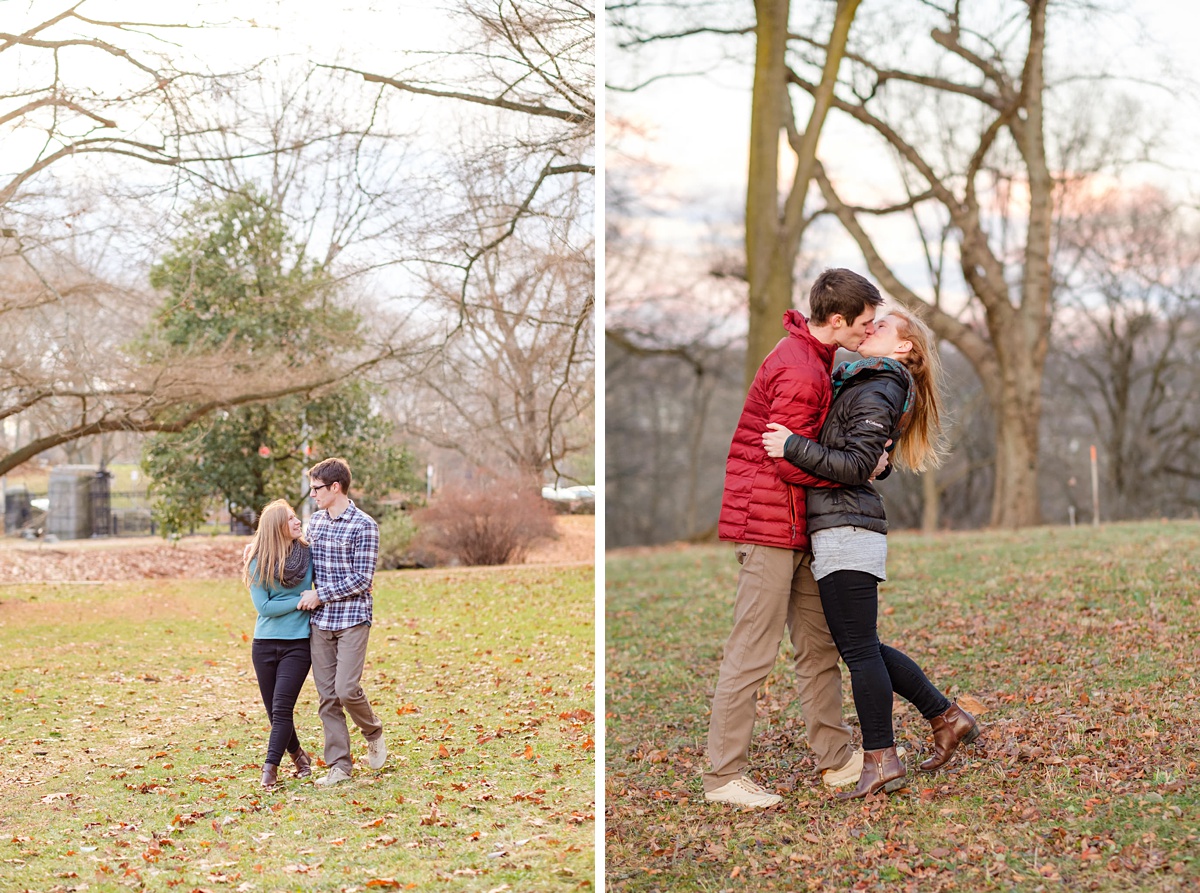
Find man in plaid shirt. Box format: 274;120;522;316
297;457;386;786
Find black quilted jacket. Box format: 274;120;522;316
782;360;911;535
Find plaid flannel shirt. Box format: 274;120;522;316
306;501;379;631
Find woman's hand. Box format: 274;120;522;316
762;422;793;458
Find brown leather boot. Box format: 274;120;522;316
289;747;313;779
835;746;906;800
919;701;981;772
261;763;279;788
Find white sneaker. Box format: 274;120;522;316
367;734;388;770
315;766;352;787
822;747;907;788
705;777;782;808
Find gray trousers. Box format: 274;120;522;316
310;622;383;773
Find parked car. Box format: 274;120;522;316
541;484;596;514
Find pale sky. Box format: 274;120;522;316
2;0;461;65
0;0;524;293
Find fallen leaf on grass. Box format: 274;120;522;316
282;862;323;874
957;694;987;715
558;709;594;723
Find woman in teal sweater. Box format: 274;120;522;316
245;499;314;788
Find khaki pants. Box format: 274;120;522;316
310;623;383;774
703;543;852;792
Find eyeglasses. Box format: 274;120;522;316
310;483;331;493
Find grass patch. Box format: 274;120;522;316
606;521;1200;892
0;565;595;892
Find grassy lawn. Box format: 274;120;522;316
605;521;1200;892
0;565;595;892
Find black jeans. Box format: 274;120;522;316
818;570;951;751
251;638;312;766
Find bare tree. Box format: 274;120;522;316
319;0;595;484
605;220;748;545
796;0;1120;528
324;0;594;298
1;1;595;489
608;0;861;388
0;11;425;480
605;322;744;547
1050;185;1200;518
0;241;411;479
610;0;1193;530
390;214;594;484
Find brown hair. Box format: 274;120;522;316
808;268;883;325
309;457;352;496
889;308;947;473
243;499;306;587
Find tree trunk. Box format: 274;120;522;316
744;0;791;389
970;313;1046;529
745;0;860;389
921;470;940;533
991;391;1042;528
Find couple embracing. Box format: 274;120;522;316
242;457;387;789
705;269;982;806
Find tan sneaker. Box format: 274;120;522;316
822;747;906;788
367;734;387;770
315;766;352;787
704;777;782;808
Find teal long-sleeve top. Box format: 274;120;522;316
248;559;313;640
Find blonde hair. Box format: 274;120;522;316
889;309;948;473
243;499;306;587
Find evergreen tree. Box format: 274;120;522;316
142;191;416;533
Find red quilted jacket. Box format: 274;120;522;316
718;310;839;550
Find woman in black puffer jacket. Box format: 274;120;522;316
762;309;982;799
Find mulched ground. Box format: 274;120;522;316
0;516;594;583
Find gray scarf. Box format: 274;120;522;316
280;542;312;588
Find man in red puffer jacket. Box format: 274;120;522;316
704;268;884;808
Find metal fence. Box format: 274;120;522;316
5;488;157;538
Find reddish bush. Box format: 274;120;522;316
414;478;558;566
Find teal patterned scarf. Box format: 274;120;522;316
831;357;914;438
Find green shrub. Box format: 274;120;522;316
376;509;421;569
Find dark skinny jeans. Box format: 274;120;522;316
251;637;312;766
817;569;951;751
